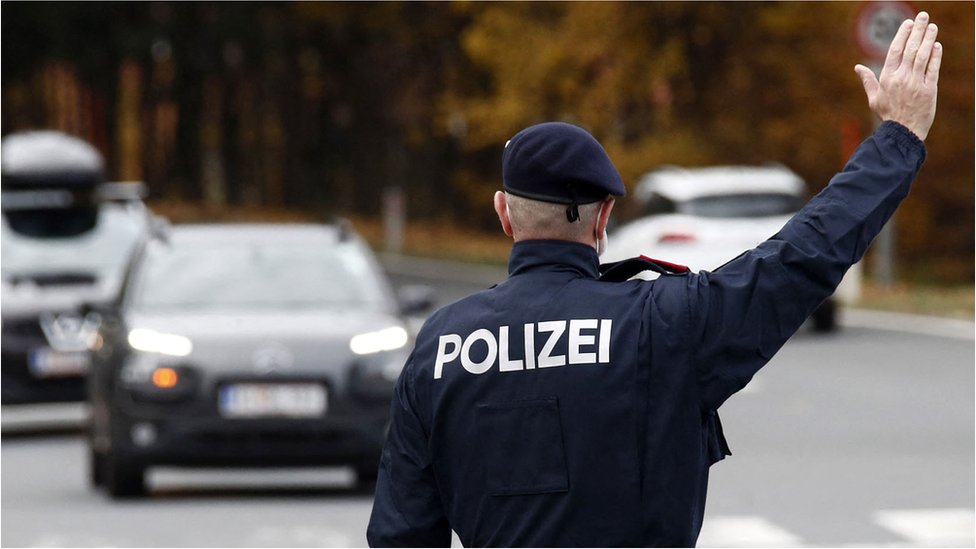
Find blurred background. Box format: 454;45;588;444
2;1;974;288
1;1;973;547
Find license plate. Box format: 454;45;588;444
28;348;90;378
218;383;327;418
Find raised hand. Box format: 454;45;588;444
854;11;942;141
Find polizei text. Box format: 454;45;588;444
433;319;612;379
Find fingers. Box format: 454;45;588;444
926;42;944;85
913;22;939;77
901;12;930;71
883;18;914;74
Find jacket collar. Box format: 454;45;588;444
507;240;601;279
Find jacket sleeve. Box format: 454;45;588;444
683;121;927;411
367;357;451;547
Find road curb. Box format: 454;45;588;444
379;253;508;286
841;308;975;340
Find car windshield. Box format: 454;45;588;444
131;239;391;312
0;205;145;279
680;193;803;218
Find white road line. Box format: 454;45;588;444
697;516;802;547
1;402;88;432
150;467;356;490
447;510;976;548
874;508;975;546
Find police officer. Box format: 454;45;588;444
368;12;942;547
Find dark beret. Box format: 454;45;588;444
502;122;626;207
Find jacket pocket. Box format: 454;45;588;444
477;397;569;496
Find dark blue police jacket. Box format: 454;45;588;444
367;121;926;547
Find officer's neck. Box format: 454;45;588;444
507;240;601;279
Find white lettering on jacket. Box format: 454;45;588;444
433;319;612;380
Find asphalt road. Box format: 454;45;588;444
2;255;973;547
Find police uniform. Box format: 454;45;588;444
367;121;926;547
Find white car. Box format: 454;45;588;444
603;165;840;332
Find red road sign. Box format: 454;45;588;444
855;1;917;63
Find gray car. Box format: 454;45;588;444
86;222;429;498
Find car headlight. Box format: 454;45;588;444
349;326;408;355
351;348;409;397
127;328;193;357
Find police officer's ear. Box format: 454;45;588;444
494;191;514;237
596;197;615;235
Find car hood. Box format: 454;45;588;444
604;214;794;269
123;308;409;379
1;276;122;319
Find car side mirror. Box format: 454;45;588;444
81;301;117;318
79;301;122;333
150;214;171;242
397;285;435;316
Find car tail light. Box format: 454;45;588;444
658;232;697;244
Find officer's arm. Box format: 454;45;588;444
367;358;451;548
687;12;940;411
687;121;926;410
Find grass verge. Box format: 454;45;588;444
855;282;974;320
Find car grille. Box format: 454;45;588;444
189;429;344;448
2;317;44;341
7;273;96;287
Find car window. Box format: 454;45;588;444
3;204;98;237
643;193;678;216
1;205;146;280
680;193;803;218
131;239;391;312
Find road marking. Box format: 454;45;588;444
697;516;802;547
874;508;975;546
150;467;356;491
1;402;88;433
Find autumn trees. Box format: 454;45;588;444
1;2;972;281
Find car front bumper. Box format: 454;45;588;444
1;350;87;405
108;404;390;469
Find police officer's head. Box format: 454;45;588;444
495;122;625;253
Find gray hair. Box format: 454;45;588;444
505;192;604;242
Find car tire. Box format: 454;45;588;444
105;450;146;499
355;463;380;489
812;299;838;333
89;445;105;488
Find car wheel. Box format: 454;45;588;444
355;463;380;489
105;450;146;499
89;445;105;488
812;299;838;333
